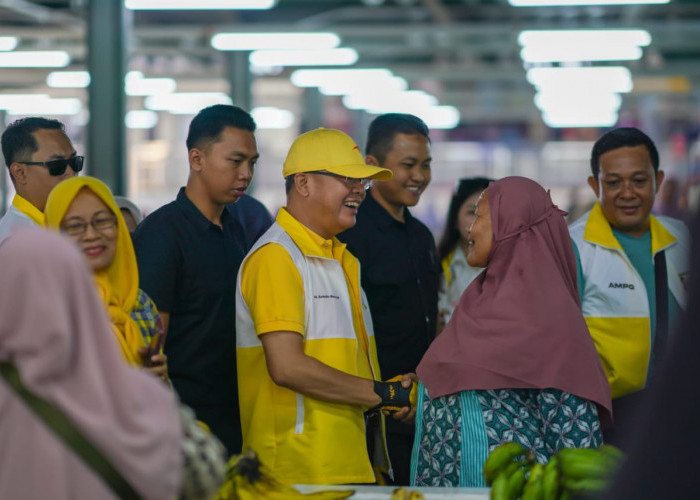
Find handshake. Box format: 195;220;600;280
371;374;418;413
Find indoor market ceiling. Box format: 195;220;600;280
1;0;700;131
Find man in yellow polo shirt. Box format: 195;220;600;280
235;128;416;485
0;117;81;243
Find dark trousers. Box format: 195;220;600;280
603;391;648;450
385;429;415;486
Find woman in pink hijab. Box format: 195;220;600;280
410;177;612;488
0;229;225;499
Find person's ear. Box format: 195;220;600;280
294;173;310;197
9;162;27;185
587;175;600;199
188;148;204;172
654;169;665;194
365;155;379;167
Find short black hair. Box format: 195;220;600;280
436;177;492;261
284;174;295;194
186;104;256;151
2;117;66;168
365;113;430;164
590;127;659;178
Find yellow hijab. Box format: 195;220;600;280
45;176;144;365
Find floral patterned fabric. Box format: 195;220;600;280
410;383;603;487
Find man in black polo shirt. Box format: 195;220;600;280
133;104;259;456
338;113;439;485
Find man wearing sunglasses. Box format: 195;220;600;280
0;117;81;243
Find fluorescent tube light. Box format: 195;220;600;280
1;96;81;115
249;48;358;68
144;92;232;114
510;0;668;6
126;0;277;9
47;71;91;88
542;111;619;128
212;32;339;51
417;106;461;130
519;29;650;63
125;71;176;96
534;91;622;112
291;68;394;88
518;30;651;47
0;51;70;68
0;37;18;51
251;107;294;129
126;110;159;129
526;66;633;93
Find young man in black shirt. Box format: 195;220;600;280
133;105;259;456
339;113;439;485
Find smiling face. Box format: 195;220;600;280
367;133;431;220
457;190;483;247
61;188;118;273
298;172;367;239
466;190;493;268
190;126;259;206
588;145;664;237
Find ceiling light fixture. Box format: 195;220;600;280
0;51;70;68
526;66;633;93
125;110;159;129
249;48;358;68
0;95;81;115
251;107;294;129
510;0;668;6
0;37;18;51
125;71;176;96
212;32;340;51
126;0;277;10
519;29;650;63
47;71;91;88
144;92;232;114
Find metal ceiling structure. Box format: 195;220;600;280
1;0;699;129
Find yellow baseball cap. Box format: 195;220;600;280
283;127;392;181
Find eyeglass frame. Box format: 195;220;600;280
308;171;372;190
60;213;118;237
19;155;84;176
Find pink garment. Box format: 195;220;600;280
0;228;182;500
417;176;612;425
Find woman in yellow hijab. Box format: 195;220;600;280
45;176;168;380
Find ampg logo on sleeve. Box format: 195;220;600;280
608;282;635;290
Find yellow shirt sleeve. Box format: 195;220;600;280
240;243;305;336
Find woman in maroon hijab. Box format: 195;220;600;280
410;177;612;488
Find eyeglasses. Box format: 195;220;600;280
61;214;117;236
309;171;372;190
20;156;84;176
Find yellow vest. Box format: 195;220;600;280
236;211;386;485
569;203;689;398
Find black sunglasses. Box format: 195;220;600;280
20;156;84;176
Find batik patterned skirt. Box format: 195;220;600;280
409;383;603;487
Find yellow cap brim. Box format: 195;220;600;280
320;164;393;181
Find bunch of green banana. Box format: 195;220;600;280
484;442;625;500
215;449;355;499
555;444;625;497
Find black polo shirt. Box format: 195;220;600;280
133;187;247;455
338;193;439;381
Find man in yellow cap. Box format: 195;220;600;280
235;128;416;485
0;117;81;243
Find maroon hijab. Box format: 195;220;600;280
417;176;612;424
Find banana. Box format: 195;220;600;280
504;464;528;500
541;456;560;500
408;490;425;500
562;477;609;494
557;448;610;480
521;463;544;500
483;442;528;485
216;449;355;499
490;467;510;500
391;487;408;500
